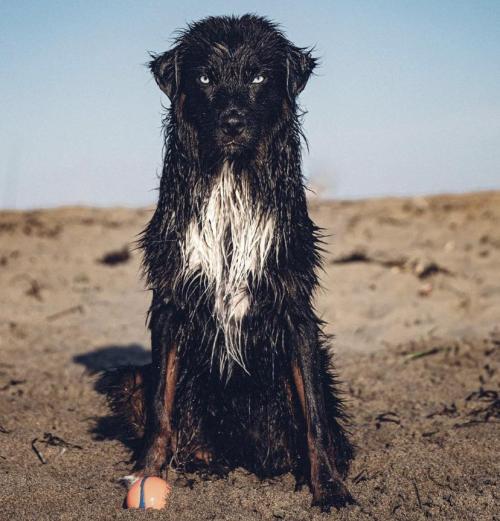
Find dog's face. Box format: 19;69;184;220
150;15;316;160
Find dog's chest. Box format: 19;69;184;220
182;165;274;312
181;165;274;368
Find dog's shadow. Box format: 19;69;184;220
74;343;150;373
73;344;151;450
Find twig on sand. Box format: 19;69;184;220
31;432;83;464
331;250;452;279
454;387;500;427
46;305;83;321
31;439;46;464
426;402;458;419
413;480;423;511
375;411;401;429
352;468;381;484
405;347;442;361
352;469;369;484
40;432;83;450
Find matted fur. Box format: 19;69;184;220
181;161;275;372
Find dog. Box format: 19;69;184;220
105;14;354;510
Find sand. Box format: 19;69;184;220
0;191;498;520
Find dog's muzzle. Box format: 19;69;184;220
219;109;247;139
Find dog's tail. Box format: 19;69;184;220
95;364;150;439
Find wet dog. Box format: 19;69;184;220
106;14;354;510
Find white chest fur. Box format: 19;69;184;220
181;163;275;371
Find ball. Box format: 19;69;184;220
126;477;172;510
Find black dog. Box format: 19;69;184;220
107;14;354;510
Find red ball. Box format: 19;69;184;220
126;477;171;510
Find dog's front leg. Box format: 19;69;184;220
290;318;353;511
134;302;179;479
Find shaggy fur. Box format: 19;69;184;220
104;14;354;510
181;161;275;373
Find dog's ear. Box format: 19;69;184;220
149;49;180;100
286;47;317;99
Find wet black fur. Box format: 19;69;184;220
105;14;354;510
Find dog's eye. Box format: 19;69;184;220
251;75;265;84
199;75;211;85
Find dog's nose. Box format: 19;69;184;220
220;109;246;137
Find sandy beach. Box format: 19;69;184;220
0;191;498;520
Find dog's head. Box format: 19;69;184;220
150;15;316;160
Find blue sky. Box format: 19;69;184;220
1;1;499;208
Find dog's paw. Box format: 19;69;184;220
194;448;213;465
293;472;308;492
311;478;355;512
312;488;355;512
119;473;142;488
